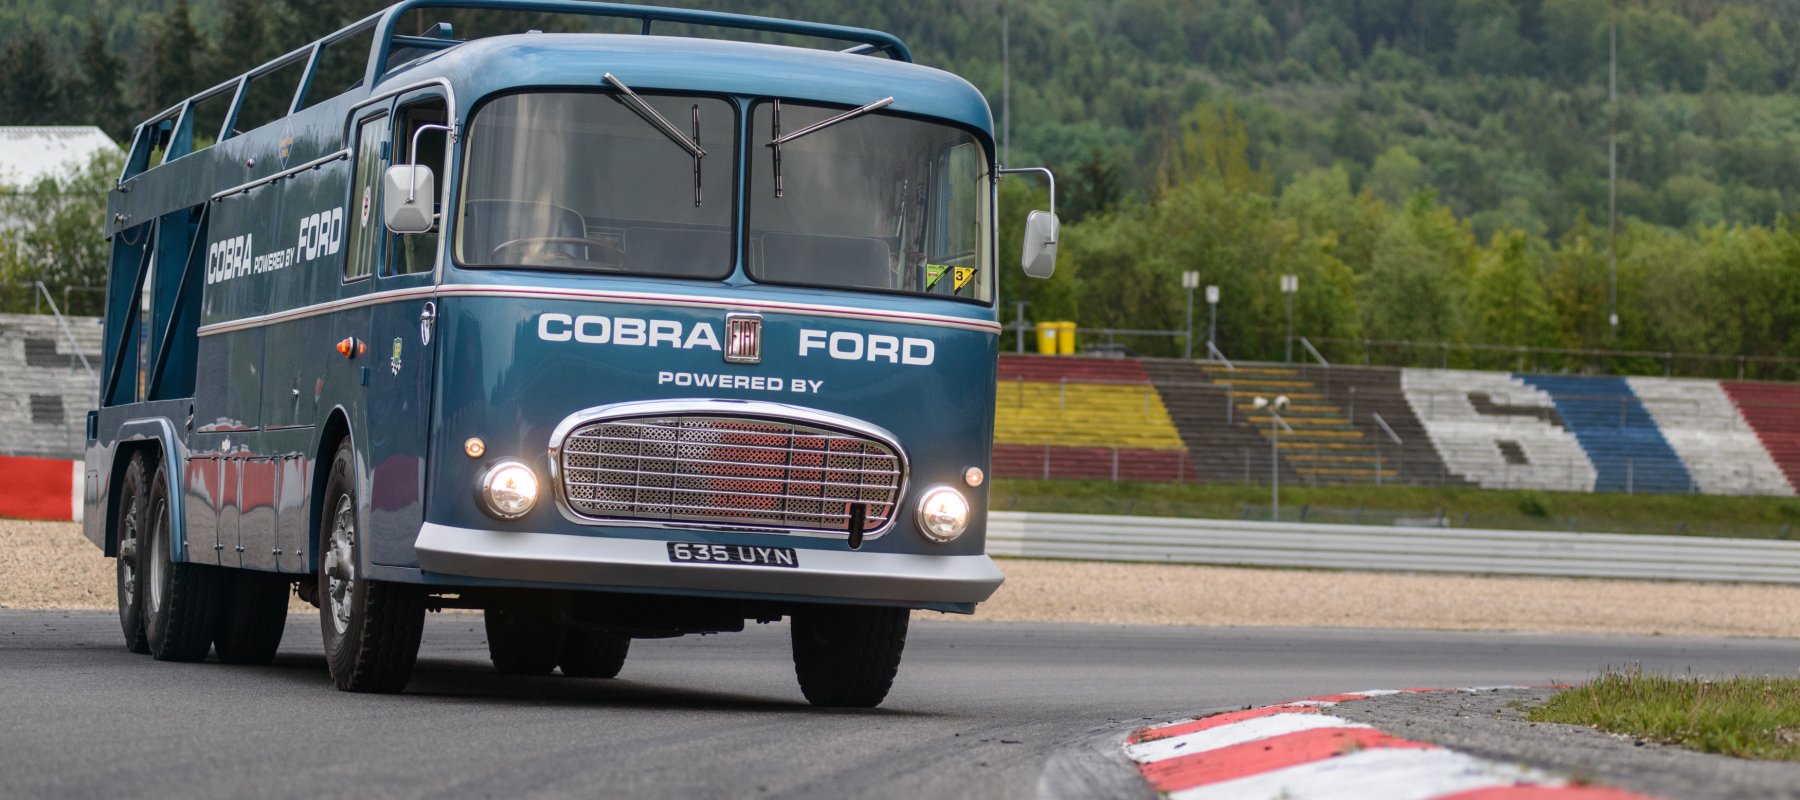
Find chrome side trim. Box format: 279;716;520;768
209;149;351;202
547;399;910;540
197;283;1002;337
413;522;1003;605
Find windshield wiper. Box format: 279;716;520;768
766;96;894;198
603;72;706;206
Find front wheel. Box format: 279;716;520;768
560;630;629;679
317;440;425;693
790;605;909;708
484;609;563;676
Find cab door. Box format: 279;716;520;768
363;94;448;568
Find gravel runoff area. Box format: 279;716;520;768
1332;688;1800;800
10;518;1800;637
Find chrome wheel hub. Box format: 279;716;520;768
326;494;357;636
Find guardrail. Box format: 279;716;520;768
985;511;1800;584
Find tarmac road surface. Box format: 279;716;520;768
5;609;1799;799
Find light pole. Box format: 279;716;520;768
1253;395;1290;521
1014;300;1030;354
1280;274;1298;363
1205;284;1220;355
1181;271;1199;359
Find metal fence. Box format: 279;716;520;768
985;510;1800;583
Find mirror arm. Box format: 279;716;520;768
407;123;453;204
998;166;1056;219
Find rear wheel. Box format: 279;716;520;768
790;605;909;708
318;439;425;693
559;630;629;679
484;609;564;676
143;464;221;662
114;453;150;654
213;571;290;665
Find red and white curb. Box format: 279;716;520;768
0;455;82;522
1125;689;1651;800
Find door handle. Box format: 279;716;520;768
419;301;436;346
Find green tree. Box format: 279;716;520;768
74;17;131;142
136;0;206;119
1468;230;1556;356
0;149;124;316
0;34;66;125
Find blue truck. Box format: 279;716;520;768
84;0;1057;707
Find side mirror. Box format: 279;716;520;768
1021;210;1059;279
383;164;436;235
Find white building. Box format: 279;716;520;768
0;126;120;186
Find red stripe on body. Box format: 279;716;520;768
0;455;74;521
1139;728;1437;793
1130;705;1320;743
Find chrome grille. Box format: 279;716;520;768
558;414;902;534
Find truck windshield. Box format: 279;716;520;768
749;101;992;304
457;91;736;278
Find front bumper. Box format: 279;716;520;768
414;523;1005;608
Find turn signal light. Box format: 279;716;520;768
335;337;365;359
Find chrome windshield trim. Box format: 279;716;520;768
546;399;910;540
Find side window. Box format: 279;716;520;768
343;115;388;281
388;99;450;276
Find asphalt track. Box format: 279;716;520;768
6;610;1800;799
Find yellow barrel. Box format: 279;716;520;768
1056;321;1078;355
1036;323;1060;355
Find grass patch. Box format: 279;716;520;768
990;479;1800;539
1529;670;1800;761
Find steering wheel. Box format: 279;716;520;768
490;236;625;266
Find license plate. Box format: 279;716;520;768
667;542;798;568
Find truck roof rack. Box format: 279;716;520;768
122;0;911;182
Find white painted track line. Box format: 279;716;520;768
1167;747;1556;800
1124;713;1366;763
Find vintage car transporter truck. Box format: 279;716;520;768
85;0;1058;706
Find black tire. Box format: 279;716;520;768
559;630;629;679
484;609;564;676
317;439;425;693
143;464;221;662
114;452;150;654
213;570;290;665
790;605;909;708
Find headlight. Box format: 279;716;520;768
915;485;970;543
479;460;539;519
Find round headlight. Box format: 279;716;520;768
915;485;970;543
479;460;539;519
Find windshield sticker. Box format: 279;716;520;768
924;264;977;293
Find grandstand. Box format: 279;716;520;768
992;352;1799;498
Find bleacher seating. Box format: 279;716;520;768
1298;364;1470;487
992;355;1190;481
1630;377;1793;496
1721;381;1800;493
992;354;1799;498
0;313;102;459
1399;369;1597;492
1519;375;1692;494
